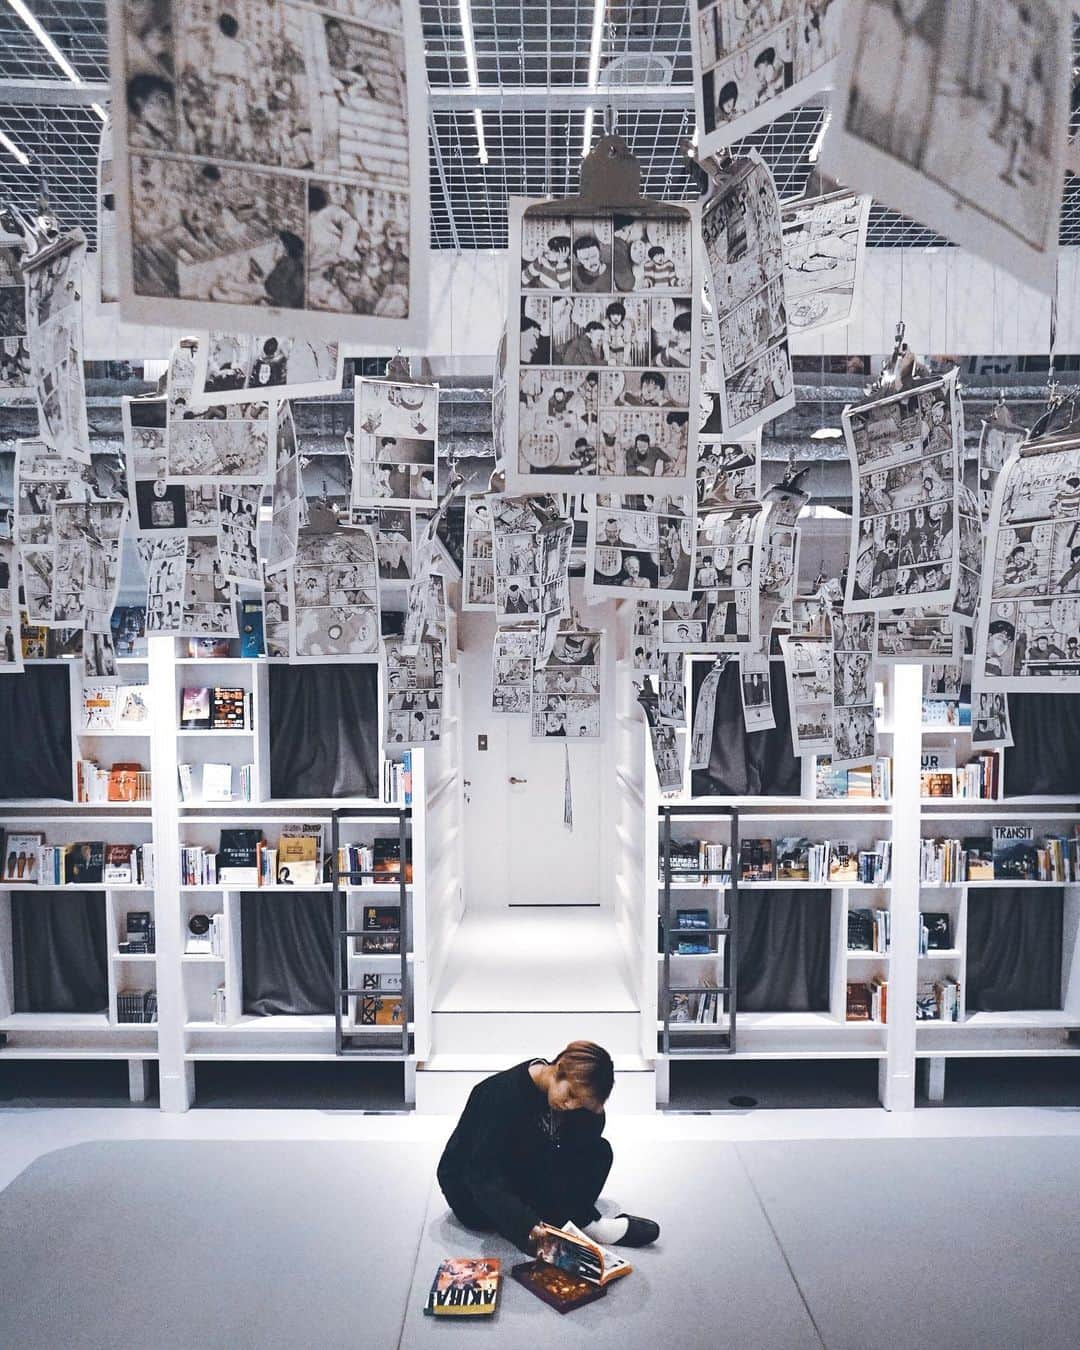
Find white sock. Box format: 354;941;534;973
582;1214;629;1245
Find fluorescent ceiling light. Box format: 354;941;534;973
808;111;831;164
6;0;107;122
809;426;843;440
457;0;479;90
586;0;605;90
0;128;30;167
473;108;488;165
581;106;594;159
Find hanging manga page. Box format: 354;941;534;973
166;342;272;482
753;478;807;652
637;677;683;796
0;237;30;395
263;565;293;659
531;629;602;741
216;483;262;583
505;196;701;494
978;414;1026;520
658;649;686;727
691;657;730;767
586;494;694;600
923;662;963;702
192;333;344;405
352;378;438;509
402;570;450;658
22;230;90;462
0;539;22;673
953;482;983;624
106;0;428;344
384;635;443;748
821;0;1069;295
780;188;870;336
830;610;875;770
491;495;573;652
349;505;416;583
970;690;1013;750
843;369;962;613
661;500;761;653
142;534;237;637
53;500;127;634
267;406;305;571
125;394;242;535
739;651;775;733
692;0;842;157
874;608;961;663
491;627;536;715
462;495;495;610
97;119;118;307
701;155;794;439
630;597;661;673
291;524;380;661
974;436;1080;690
697;416;761;505
779;627;835;758
492;326;508;465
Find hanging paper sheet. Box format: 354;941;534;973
97;118;118;307
349;505;417;583
700;154;794;439
780;187;870;337
22;228;90;462
970;691;1013;751
504;174;702;494
753;478;807;651
691;0;842;157
0;539;22;674
661;500;761;653
530;629;602;741
739;651;775;733
351;378;439;509
830;610;876;770
0;236;30;394
192;333;344;405
973;433;1080;690
166;340;272;483
142;534;238;637
263;565;293;659
586;494;694;599
384;635;443;748
637;675;684;796
821;0;1069;295
462;494;496;610
843;369;963;613
291;525;380;661
691;656;730;767
630;597;661;674
874;608;962;664
106;0;428;343
491;627;536;715
779;624;835;759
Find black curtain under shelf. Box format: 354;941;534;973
690;659;801;798
241;892;334;1016
1003;694;1080;797
12;891;108;1012
737;889;831;1012
965;888;1063;1011
0;664;72;800
268;663;379;800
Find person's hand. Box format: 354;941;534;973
526;1223;545;1255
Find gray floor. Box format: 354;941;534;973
2;1135;1079;1349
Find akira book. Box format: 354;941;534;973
423;1258;501;1317
531;1221;631;1288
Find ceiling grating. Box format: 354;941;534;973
0;2;1077;254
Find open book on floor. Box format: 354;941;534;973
532;1220;632;1287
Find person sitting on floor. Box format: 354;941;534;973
436;1040;660;1253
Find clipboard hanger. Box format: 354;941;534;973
0;200;79;270
529;129;669;218
384;350;415;383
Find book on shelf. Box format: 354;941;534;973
81;682;117;730
511;1259;607;1314
211;984;228;1024
922;698;961;727
870;975;888;1022
424;1259;501;1318
829;842;859;883
358;993;404;1026
240;600;265;659
110;604;147;657
116;684;150;725
180;687;212;729
64;842;104;885
775;837;811;882
992;825;1038;881
76;759;151;804
962;837;995;881
814;755;891;800
361;971;402;992
669;983;723;1023
116;989;157;1024
120;910;155;954
256;842;277;887
846;981;872;1021
739;838;774;881
847;907;890;954
673;908;710;930
955;751;1000;800
104;844;136;885
201;763;234;803
2;831;45;883
210;687;246;730
916;976;960;1022
383;750;413;805
531;1221;631;1289
920;748;955;798
373;837;413;884
276;824;323;886
358;905;401;954
919;912;952;953
218;828;262;884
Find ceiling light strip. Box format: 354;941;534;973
5;0;107;121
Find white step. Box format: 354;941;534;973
415;1053;656;1115
429;1008;643;1057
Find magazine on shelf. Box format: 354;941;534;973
992;825;1038;881
81;682;117;730
276;824;323;886
2;832;45;883
739;838;774;881
920;748;955;798
64;841;104;885
963;838;994;881
180;687;211;729
210;687;246;730
424;1259;501;1318
116;684;150;725
104;843;135;885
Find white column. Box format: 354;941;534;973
878;661;921;1111
148;635;194;1112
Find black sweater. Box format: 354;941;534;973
436;1059;608;1252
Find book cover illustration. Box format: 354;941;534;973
739;838;774;881
82;683;117;730
180;687;211;729
104;843;136;884
2;832;44;883
64;841;104;885
775;837;811;882
510;1260;607;1314
919;749;955;798
829;842;859;882
992;826;1038;880
424;1258;501;1317
358;994;403;1026
117;684;150;724
240;599;265;658
276;824;322;885
373;837;413;883
532;1222;631;1288
922;913;952;950
359;905;401;954
218;828;262;882
211;687;246;730
963;837;994;881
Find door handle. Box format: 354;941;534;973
509;776;528;785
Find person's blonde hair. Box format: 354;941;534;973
553;1041;614;1103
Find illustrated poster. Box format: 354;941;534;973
0;236;30;394
505;196;701;494
106;0;429;342
491;627;535;715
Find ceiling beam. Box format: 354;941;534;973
0;78;110;107
429;84;694;112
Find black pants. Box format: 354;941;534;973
438;1137;613;1244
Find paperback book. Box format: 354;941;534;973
510;1261;607;1314
218;829;262;884
992;826;1038;881
276;824;322;886
531;1222;631;1288
424;1258;501;1318
180;687;212;729
963;837;995;881
64;842;105;885
739;838;774;881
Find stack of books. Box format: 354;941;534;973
382;751;413;805
116;990;157;1023
118;910;155;954
76;761;152;803
846;978;888;1022
180;846;218;886
847;907;891;954
955;751;1001;799
917;976;960;1022
659;840;731;884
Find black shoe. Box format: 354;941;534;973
613;1213;660;1247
